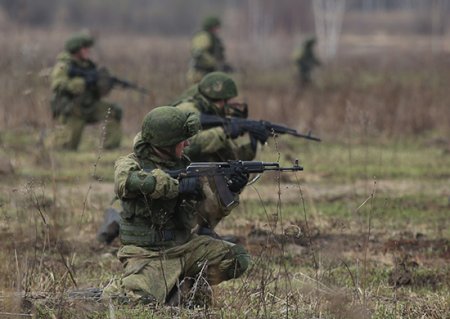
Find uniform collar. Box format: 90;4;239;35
194;93;226;117
133;132;183;168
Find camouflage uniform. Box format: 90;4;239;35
293;37;321;86
50;33;122;150
187;16;232;84
97;74;253;246
174;72;257;162
102;107;250;304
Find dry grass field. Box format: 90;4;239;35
0;27;449;318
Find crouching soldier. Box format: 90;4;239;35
102;106;250;305
174;72;268;162
50;32;122;150
97;73;258;245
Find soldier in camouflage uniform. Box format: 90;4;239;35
174;72;268;163
50;32;122;150
293;37;321;86
102;106;250;305
186;16;233;84
96;73;266;245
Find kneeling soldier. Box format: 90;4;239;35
102;106;250;305
50;32;122;150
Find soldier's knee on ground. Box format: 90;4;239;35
119;275;159;304
110;103;123;121
102;277;156;305
103;118;122;149
49;117;85;150
224;244;250;279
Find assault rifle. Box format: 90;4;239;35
165;160;303;208
68;65;149;95
200;114;321;142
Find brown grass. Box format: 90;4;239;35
1;28;449;141
0;27;449;318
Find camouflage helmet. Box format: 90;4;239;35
202;16;221;31
198;72;238;100
65;33;95;54
141;106;200;147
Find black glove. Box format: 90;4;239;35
178;176;202;198
68;65;98;86
227;170;249;193
245;122;270;144
223;120;244;139
84;70;98;86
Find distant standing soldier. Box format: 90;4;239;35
187;16;233;84
102;106;250;305
50;32;122;150
293;37;321;86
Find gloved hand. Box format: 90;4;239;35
250;128;269;144
178;176;202;199
68;65;98;87
223;120;244;139
227;170;249;193
84;70;98;87
246;122;270;144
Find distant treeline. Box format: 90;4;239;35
0;0;313;35
0;0;448;35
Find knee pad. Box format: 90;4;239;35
225;244;250;279
110;104;123;121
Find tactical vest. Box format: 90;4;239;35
191;31;224;72
51;59;99;118
119;156;196;248
209;33;225;61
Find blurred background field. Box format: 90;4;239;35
0;1;449;318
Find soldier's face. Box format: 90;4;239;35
210;26;220;34
175;140;190;158
78;47;91;60
214;99;227;110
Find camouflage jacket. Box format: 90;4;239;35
51;51;98;97
114;133;237;249
50;52;101;117
173;94;256;162
190;30;225;72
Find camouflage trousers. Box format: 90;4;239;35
102;235;250;304
51;100;122;150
